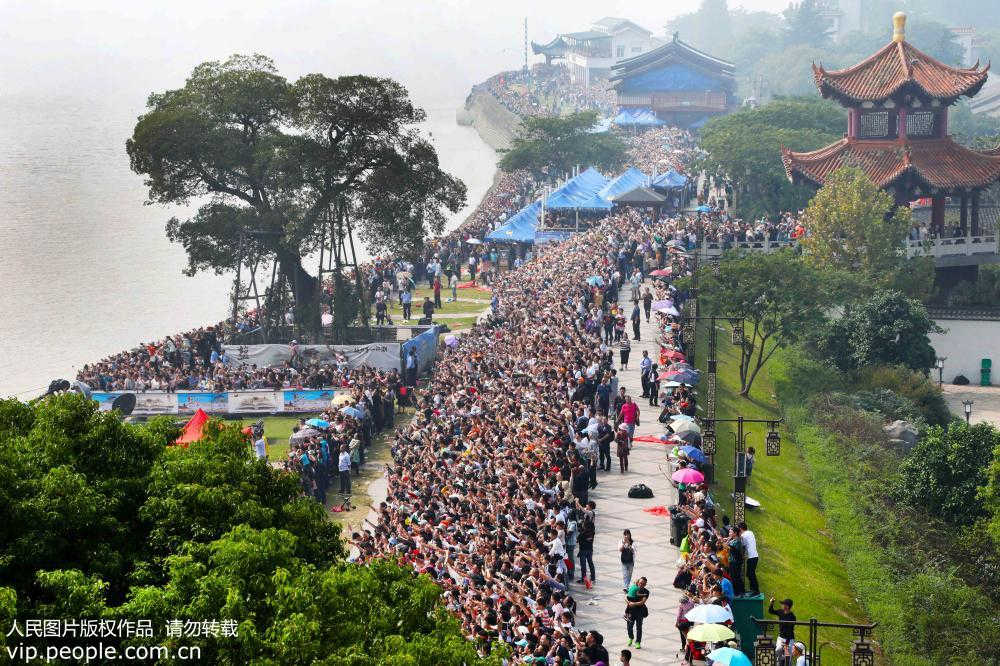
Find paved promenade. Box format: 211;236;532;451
573;282;685;664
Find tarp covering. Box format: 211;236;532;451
612;186;667;205
600;167;650;200
543;168;609;210
174;408;209;446
612;108;665;126
651;169;688;189
486;200;542;243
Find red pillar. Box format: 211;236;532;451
931;196;945;237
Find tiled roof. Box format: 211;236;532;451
781;137;1000;190
813;40;989;103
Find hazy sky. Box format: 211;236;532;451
0;0;792;108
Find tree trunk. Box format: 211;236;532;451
276;251;320;342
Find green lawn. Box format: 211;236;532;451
697;321;872;665
385;287;490;317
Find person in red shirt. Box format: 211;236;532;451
619;396;640;444
433;276;442;309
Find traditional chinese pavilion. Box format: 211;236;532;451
782;12;999;236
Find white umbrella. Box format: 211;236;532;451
672;420;701;435
685;604;734;624
465;238;483;245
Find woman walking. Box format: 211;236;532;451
619;333;631;370
619;529;636;591
577;515;596;585
616;424;630;473
625;576;650;650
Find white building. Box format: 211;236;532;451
539;17;659;87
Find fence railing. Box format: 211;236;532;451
691;233;999;262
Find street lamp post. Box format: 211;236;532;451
935;357;946;386
963;400;974;424
701;415;782;525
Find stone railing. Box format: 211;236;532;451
692;233;998;262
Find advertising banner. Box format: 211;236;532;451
282;389;343;412
92;392;178;415
177;392;229;414
227;391;283;413
401;326;440;375
223;343;401;372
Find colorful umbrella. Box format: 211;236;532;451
696;204;713;213
331;393;353;406
586;275;605;286
679;445;706;463
671;414;695;422
671;468;705;484
340;406;362;419
649;268;672;277
665;369;700;385
666;362;694;373
687;623;735;642
686;604;734;624
672;420;701;435
670;430;702;445
663;350;687;361
706;647;751;666
305;418;329;429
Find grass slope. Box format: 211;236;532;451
696;321;873;665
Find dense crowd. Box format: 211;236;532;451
625;127;700;176
348;207;754;664
477;65;615;118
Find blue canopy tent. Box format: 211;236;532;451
543;168;608;210
651;170;688;190
612;108;665;127
485;200;542;243
600;167;649;200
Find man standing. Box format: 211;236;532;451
338;445;352;495
739;521;760;595
405;349;418;387
639;351;652;398
596;415;614;472
254;432;268;460
422;296;435;322
433;275;442;309
449;272;458;302
642;289;653;322
401;289;412;321
631;301;641;341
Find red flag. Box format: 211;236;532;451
174;408;209;447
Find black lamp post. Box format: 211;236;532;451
963;400;974;424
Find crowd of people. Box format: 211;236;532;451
476;65;615;118
348;206;765;664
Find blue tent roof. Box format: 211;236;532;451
612;108;664;126
651;169;688;189
485;200;541;243
600;167;649;201
544;168;608;210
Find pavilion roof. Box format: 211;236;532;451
781;137;1000;190
610;35;734;90
812;40;990;105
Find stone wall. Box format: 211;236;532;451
456;90;520;152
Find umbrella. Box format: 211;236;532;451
665;239;685;248
649;268;672;277
444;334;459;347
665;369;700;385
664;380;684;388
650;299;672;309
686;604;734;624
290;427;322;441
672;468;705;484
586;275;605;287
679;445;706;463
671;430;702;445
340;406;362;419
671;414;695;422
654;304;680;316
332;393;353;406
465;237;483;244
686;623;735;643
305;418;329;429
672;420;701;435
696;204;713;213
706;647;751;666
663;350;686;361
667;362;694;373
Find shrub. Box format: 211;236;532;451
857;365;952;426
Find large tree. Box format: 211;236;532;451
699;249;829;396
127;54;466;334
498;111;627;177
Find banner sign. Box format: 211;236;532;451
227;391;283;413
177;392;228;414
401;326;440;375
223;343;402;372
282;389;342;412
92;392;179;415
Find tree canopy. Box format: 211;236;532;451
0;396;495;664
127;54;466;334
812;290;941;374
698;249;830;396
498;111;627;177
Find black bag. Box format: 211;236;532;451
627;483;654;499
621;544;634;564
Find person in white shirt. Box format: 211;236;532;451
254;436;267;460
739;521;760;595
338;446;352;494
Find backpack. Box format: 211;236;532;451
627;483;654;499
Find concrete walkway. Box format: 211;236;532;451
573;283;685;664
